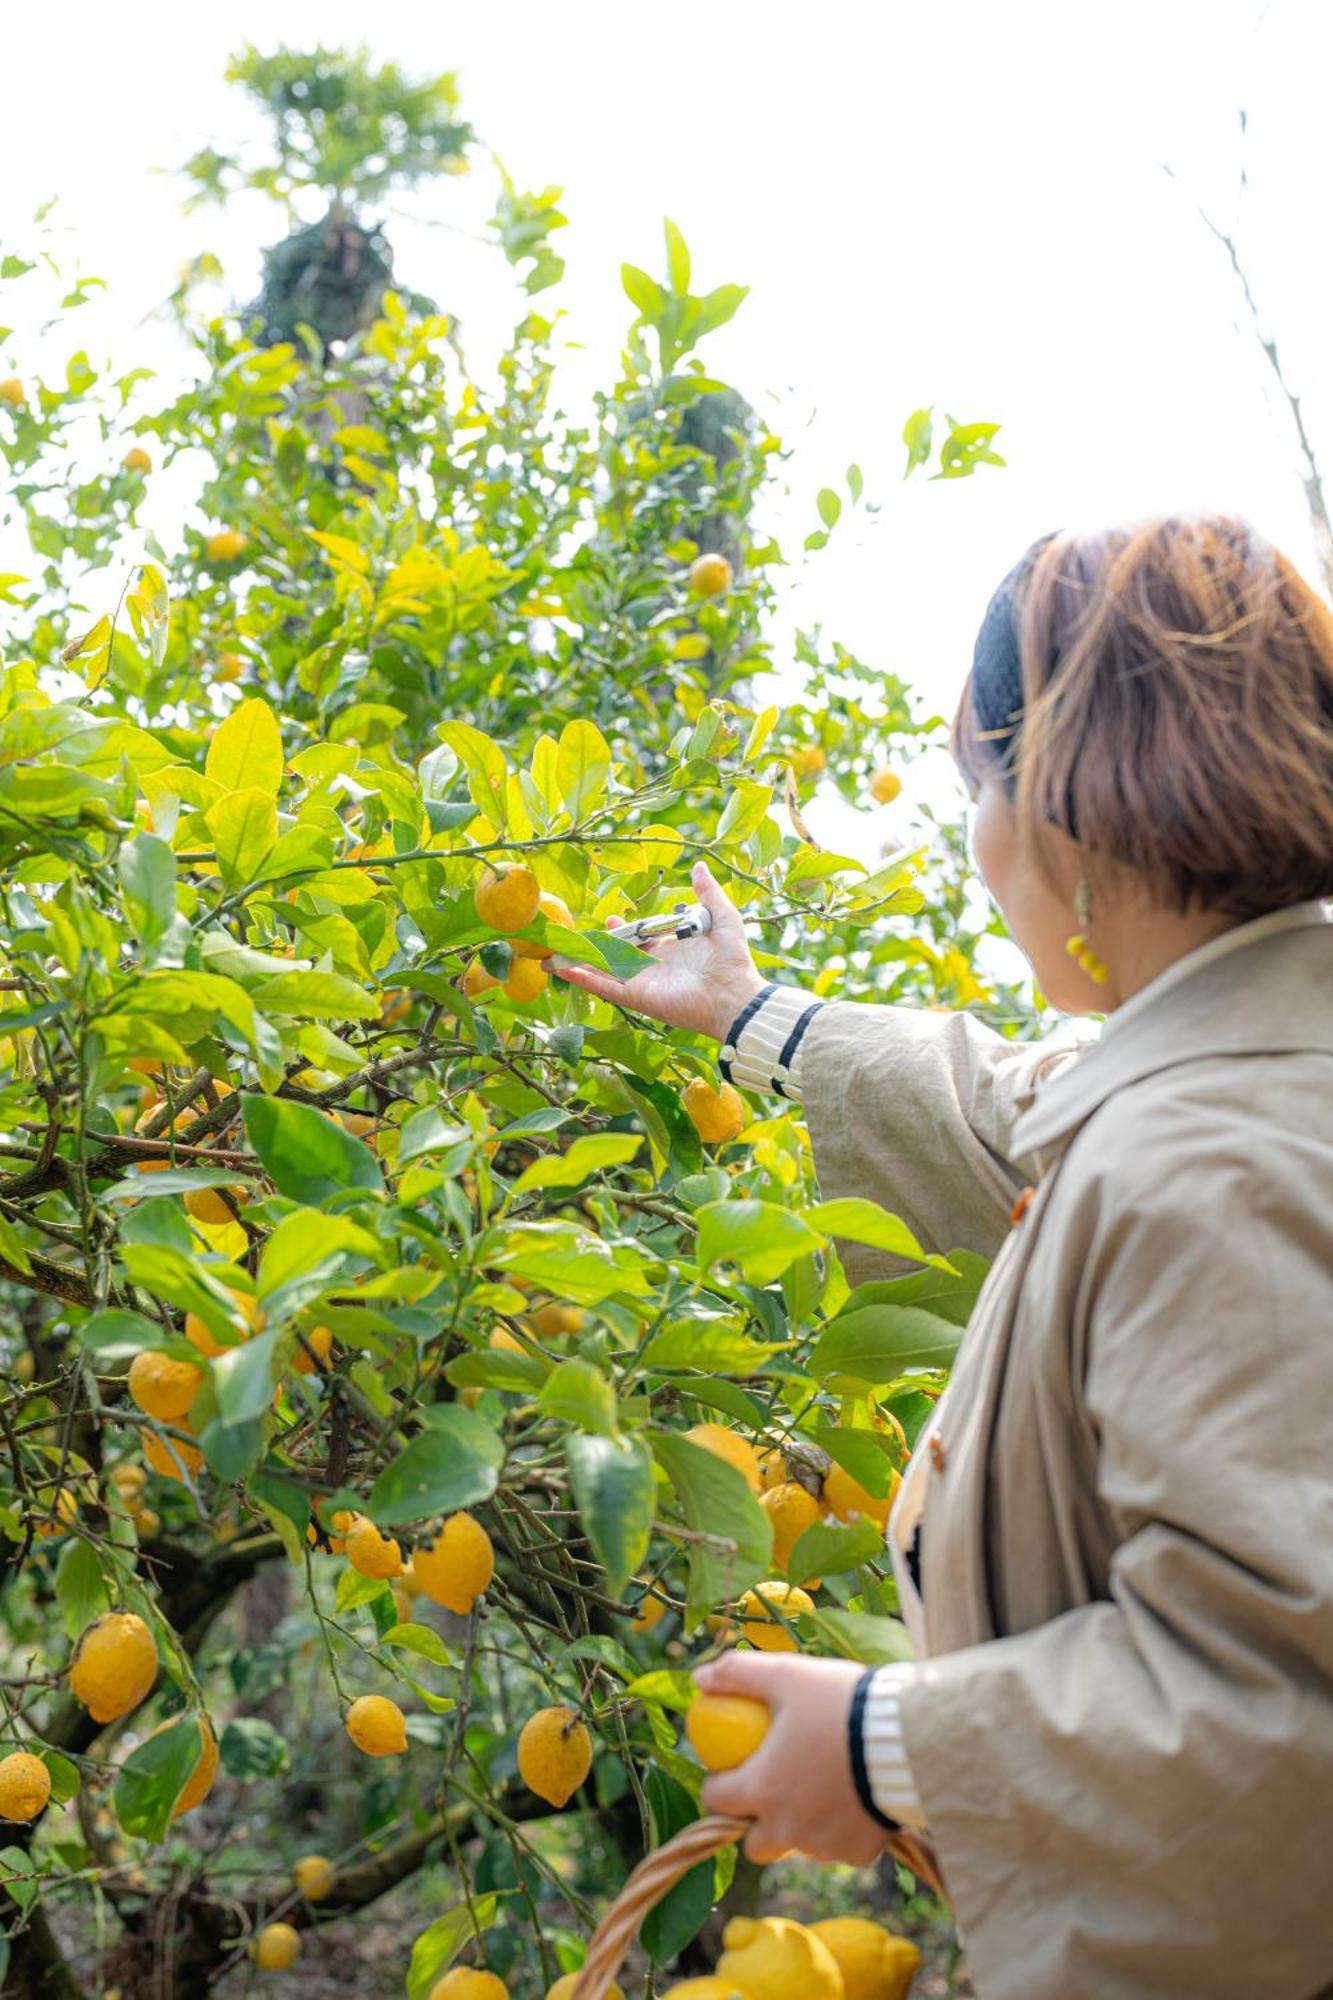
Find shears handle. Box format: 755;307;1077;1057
619;903;715;946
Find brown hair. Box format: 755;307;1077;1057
952;515;1333;918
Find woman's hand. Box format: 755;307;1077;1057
694;1650;890;1868
551;859;765;1043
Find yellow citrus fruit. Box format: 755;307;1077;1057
205;528;247;563
658;1984;749;1999
185;1184;246;1226
184;1287;261;1358
69;1612;158;1724
823;1462;901;1531
809;1916;923;2000
685;1693;771;1772
122;445;152;474
429;1973;509;2000
392;1583;415;1623
0;1752;52;1822
688;552;733;597
511;890;575;960
681;1077;745;1145
109;1463;148;1501
517;1705;592;1808
683;1423;762;1492
761;1481;824;1582
735;1581;815;1652
547;1979;624;2000
413;1513;494;1615
461;957;499;998
474;864;541;933
756;1447;788;1492
503;957;549;1003
252;1921;302;1970
294;1853;335;1902
459;1385;483;1409
869;767;902;806
345;1517;404;1580
489;1326;526;1354
630;1590;667;1635
149;1715;218;1819
792;744;827;780
398;1557;422;1597
0;378;26;408
143;1428;203;1484
132;1507;161;1537
128;1349;203;1422
528;1301;585;1339
293;1324;334;1375
33;1486;78;1538
716;1915;843;2000
215;651;245;683
345;1695;407;1756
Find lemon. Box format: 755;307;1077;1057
149;1715;218;1818
215;651;245;683
809;1916;923;2000
736;1581;815;1652
510;890;575;962
517;1705;592;1808
429;1973;509;1999
461;957;500;998
185;1185;246;1227
756;1447;787;1492
345;1694;407;1756
122;446;152;474
398;1557;422;1597
392;1583;415;1623
761;1481;824;1583
681;1077;745;1145
32;1486;78;1538
345;1517;404;1581
683;1423;762;1492
792;745;827;780
629;1590;667;1635
659;1984;749;1999
109;1463;148;1501
128;1349;203;1422
252;1921;302;1969
869;767;902;806
716;1915;844;2000
528;1301;585;1338
823;1463;901;1531
294;1853;335;1902
293;1324;334;1375
503;956;549;1002
688;552;733;597
474;864;541;933
205;528;247;564
547;1978;623;2000
489;1327;526;1354
132;1507;161;1537
685;1692;771;1772
184;1287;261;1358
0;378;26;408
69;1612;158;1724
0;1752;52;1822
413;1513;494;1614
143;1429;203;1484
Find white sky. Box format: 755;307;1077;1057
3;0;1331;864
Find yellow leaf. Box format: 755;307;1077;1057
306;529;369;575
529;734;561;811
205;697;284;798
556;718;611;820
743;705;779;762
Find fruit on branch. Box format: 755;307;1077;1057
0;1752;52;1823
204;527;247;563
184;1288;263;1358
869;767;902;805
733;1581;815;1652
822;1462;901;1531
69;1612;158;1724
474;863;541;933
683;1422;762;1492
688;552;733;598
345;1694;408;1756
252;1921;302;1969
294;1853;335;1901
128;1349;204;1423
685;1692;771;1772
143;1428;204;1483
517;1705;593;1808
510;890;575;960
429;1972;509;1999
121;446;152;474
185;1184;248;1226
503;956;549;1003
292;1324;334;1375
413;1513;495;1615
151;1714;218;1819
761;1480;823;1581
681;1078;745;1145
345;1517;405;1580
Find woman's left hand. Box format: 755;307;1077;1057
694;1650;890;1867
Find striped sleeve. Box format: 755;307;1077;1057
721;985;825;1103
860;1664;928;1828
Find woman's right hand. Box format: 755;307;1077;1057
550;859;766;1043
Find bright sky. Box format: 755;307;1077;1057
3;0;1330;863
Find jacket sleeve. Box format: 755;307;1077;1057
897;1159;1333;2000
800;999;1078;1277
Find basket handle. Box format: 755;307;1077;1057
568;1815;949;2000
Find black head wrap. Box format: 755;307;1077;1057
967;532;1059;778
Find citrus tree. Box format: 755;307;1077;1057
0;48;1012;1998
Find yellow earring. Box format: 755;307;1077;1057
1065;878;1110;985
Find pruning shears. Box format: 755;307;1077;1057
618;903;716;947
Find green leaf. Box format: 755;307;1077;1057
621;263;668;320
537;1358;618;1435
802;1197;948;1271
555;717;611;818
566;1433;655;1598
694;282;749;337
204;786;278;888
397;1107;472;1164
0;1846;38;1911
787;1514;886;1587
199;1413;264;1481
367;1405;505;1528
809;1423;900;1497
212;1327;280;1426
817;487;842;529
219;1716;291;1779
113;1715;201;1841
695;1199;823;1285
381;1621;454;1668
639;1322;791;1374
258;1208;379;1297
118;835;177;954
651;1432;772;1628
663;218;691;294
902;406;934;477
54;1538;111;1639
803;1605;915;1666
407;1897;501;2000
243;1093;383;1204
810;1302;964;1387
253;969;378;1020
642;1768;713;1962
509;1133;642;1195
205;696;284;795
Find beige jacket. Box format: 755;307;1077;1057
802;904;1333;2000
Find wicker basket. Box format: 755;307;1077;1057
568;1816;949;2000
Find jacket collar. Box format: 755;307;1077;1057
1012;903;1333;1160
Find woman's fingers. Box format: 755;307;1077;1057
693;1651;787;1702
550;962;630;1005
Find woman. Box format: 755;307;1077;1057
555;516;1333;1999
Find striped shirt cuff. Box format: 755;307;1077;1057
860;1664;927;1829
722;985;824;1102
